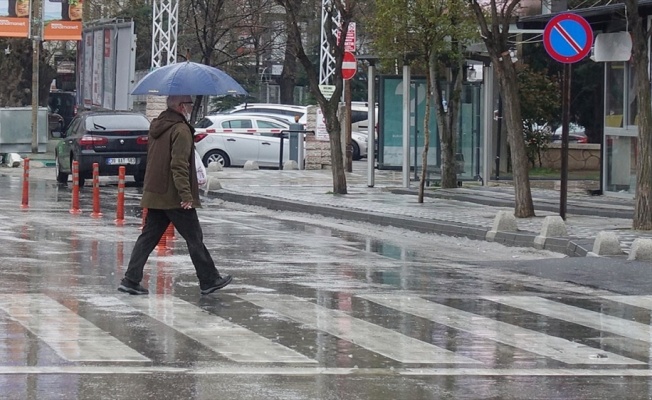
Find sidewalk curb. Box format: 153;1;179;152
390;188;634;219
208;190;592;258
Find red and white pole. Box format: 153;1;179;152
90;162;102;218
115;166;125;225
70;160;82;214
20;158;29;209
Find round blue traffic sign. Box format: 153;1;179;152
543;13;593;63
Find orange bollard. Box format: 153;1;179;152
70;161;82;214
20;158;29;209
156;227;168;252
140;208;148;230
165;223;176;241
90;162;102;218
114;166;125;225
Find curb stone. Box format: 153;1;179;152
207;190;592;257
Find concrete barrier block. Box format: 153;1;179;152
243;160;259;170
206;162;223;172
627;239;652;261
204;176;222;193
486;211;518;242
534;216;567;249
283;160;299;170
591;231;624;256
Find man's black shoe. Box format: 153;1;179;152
200;275;233;295
118;278;149;295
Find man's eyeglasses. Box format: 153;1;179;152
180;102;193;106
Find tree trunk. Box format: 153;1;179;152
496;57;535;217
628;0;652;230
467;0;534;218
278;1;299;104
418;58;433;203
324;103;347;194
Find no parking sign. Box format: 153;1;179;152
543;13;593;63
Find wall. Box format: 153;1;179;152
540;143;600;171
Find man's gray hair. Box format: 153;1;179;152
167;95;193;109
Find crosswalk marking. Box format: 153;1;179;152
601;295;652;310
360;294;645;365
0;294;149;362
3;366;652;376
238;293;481;364
484;295;652;343
117;295;316;364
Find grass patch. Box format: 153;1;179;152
529;167;600;180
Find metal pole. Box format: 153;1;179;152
560;63;571;220
481;65;493;185
345;79;352;172
367;62;376;187
495;95;503;180
402;64;411;188
30;0;41;154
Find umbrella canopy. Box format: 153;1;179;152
131;61;247;96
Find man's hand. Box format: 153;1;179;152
180;201;193;209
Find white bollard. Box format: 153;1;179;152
243;160;259;170
589;231;624;257
486;210;518;242
283;160;299;170
627;239;652;261
534;216;567;249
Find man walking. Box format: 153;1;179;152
118;95;232;295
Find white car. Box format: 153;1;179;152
229;103;308;124
194;114;288;135
228;104;368;160
194;114;292;168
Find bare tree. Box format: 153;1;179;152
180;0;279;120
276;0;356;194
624;0;652;230
467;0;534;217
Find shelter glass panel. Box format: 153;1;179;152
605;62;624;128
605;135;637;194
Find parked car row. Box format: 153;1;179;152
52;105;370;186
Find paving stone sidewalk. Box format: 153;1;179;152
206;166;652;257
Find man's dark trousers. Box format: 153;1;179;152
125;208;220;285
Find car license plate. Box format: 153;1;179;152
107;157;137;165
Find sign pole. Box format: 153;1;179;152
560;63;571;220
543;12;593;220
345;79;352;172
30;0;41;154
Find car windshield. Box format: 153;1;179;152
86;115;150;131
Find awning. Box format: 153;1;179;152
518;0;652;30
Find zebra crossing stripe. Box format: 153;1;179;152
117;295;316;363
484;296;652;343
360;294;645;365
238;293;481;364
601;296;652;310
0;294;149;362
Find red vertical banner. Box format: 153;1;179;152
0;0;30;38
43;0;82;41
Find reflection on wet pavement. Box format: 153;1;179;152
0;175;652;399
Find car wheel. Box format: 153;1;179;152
55;153;69;183
351;141;361;161
203;150;230;168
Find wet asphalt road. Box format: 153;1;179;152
1;174;652;399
